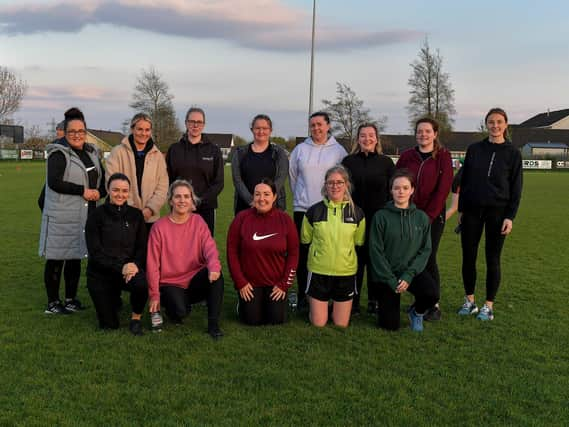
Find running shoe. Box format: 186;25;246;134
64;298;86;312
424;305;442;321
129;319;144;336
45;301;71;315
367;300;378;314
476;304;494;321
288;292;298;311
408;308;424;332
457;297;479;316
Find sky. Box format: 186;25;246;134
2;0;569;139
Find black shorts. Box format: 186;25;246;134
306;272;356;302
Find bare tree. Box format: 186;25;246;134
407;39;456;132
129;67;180;150
0;66;27;123
322;82;387;145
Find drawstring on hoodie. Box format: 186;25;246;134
399;209;414;240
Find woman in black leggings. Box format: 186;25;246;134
85;173;148;335
38;108;106;315
457;108;523;321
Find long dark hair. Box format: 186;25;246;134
485;107;509;139
414;117;442;159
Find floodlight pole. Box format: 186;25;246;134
308;0;316;133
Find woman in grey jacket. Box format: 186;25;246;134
231;114;289;215
38;107;106;314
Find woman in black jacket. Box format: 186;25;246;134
85;173;148;335
342;123;395;315
457;108;522;321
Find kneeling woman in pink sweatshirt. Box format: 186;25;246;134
147;180;224;339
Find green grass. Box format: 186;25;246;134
0;161;567;426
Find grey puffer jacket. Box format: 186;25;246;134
38;142;102;259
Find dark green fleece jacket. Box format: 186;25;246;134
368;201;431;290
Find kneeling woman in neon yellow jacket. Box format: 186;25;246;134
301;165;365;327
368;169;437;332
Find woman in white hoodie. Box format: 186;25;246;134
289;111;347;311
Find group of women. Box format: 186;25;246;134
38;106;522;335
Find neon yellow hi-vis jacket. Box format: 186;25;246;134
301;198;365;276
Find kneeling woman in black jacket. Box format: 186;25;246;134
85;173;149;335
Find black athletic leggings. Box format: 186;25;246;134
376;270;439;331
424;211;446;303
87;271;148;330
293;212;309;304
238;287;288;326
355;222;377;306
159;269;224;328
461;208;506;302
196;208;215;236
44;259;81;303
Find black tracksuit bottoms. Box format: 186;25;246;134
355;221;377;306
87;271;148;330
238;287;288;326
460;208;506;302
376;270;439;331
425;211;445;303
44;259;82;303
196;207;215;236
159;269;224;328
293;211;309;304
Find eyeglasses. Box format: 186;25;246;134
326;180;345;187
66;130;86;137
187;120;204;127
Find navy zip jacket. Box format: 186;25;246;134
165;134;224;210
458;138;523;220
342;151;395;220
85;200;147;280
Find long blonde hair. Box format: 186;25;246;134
321;165;356;214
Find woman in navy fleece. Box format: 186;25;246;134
457;108;522;321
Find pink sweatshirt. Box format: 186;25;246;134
146;214;221;302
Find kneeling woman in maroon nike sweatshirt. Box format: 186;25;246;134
227;179;299;325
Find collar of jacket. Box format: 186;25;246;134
103;197;128;215
126;134;155;154
323;198;348;209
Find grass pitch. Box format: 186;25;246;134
0;162;567;426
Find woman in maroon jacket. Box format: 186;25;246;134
396;117;453;320
227;178;299;325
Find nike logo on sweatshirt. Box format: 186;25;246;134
253;232;278;241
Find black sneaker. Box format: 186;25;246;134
64;298;86;312
367;300;378;315
351;304;361;317
424;306;442;321
45;301;71;315
208;325;224;340
129;319;144;336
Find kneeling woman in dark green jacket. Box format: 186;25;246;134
368;169;438;332
301;165;365;327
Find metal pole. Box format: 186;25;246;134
308;0;316;132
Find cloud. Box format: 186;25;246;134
0;0;423;51
26;84;128;104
